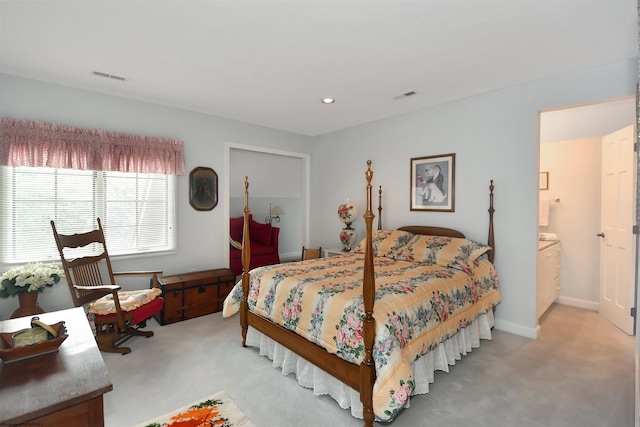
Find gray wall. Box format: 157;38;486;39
0;73;314;318
310;58;637;338
0;57;637;338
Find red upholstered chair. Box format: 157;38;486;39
229;215;280;275
51;218;163;354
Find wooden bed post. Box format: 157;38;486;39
240;176;251;347
361;160;376;427
487;180;495;263
233;168;496;425
377;185;383;231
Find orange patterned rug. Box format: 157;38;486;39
135;391;256;427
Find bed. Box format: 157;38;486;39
223;160;500;426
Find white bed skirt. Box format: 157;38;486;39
245;310;495;419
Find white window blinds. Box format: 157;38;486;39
0;166;176;265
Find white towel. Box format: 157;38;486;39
539;198;550;227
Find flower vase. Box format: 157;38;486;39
11;292;44;319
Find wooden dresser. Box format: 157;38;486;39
0;307;113;427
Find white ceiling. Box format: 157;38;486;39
0;1;636;136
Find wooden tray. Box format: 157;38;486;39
0;321;68;364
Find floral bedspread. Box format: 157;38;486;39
223;254;500;421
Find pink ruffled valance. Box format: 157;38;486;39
0;117;186;175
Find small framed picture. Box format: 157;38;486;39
539;172;549;190
189;167;218;211
410;153;455;212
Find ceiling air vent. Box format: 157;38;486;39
393;90;417;101
92;71;127;82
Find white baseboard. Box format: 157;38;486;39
280;251;300;262
494;318;537;339
556;296;599;311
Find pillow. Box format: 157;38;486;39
230;214;252;242
393;235;491;274
249;220;273;246
89;288;162;315
353;230;414;258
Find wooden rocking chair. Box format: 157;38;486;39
51;218;164;354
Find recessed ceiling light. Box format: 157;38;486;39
321;98;335;104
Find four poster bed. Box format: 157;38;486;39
223;161;500;426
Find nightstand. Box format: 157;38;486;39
324;248;347;257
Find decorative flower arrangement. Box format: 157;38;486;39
0;262;63;298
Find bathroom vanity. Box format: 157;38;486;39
537;240;561;320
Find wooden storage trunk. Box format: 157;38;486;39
154;268;236;325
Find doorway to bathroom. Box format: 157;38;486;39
538;96;636;332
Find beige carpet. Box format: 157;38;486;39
103;303;635;427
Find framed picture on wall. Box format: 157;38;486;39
539;172;549;190
410;153;455;212
189;167;218;211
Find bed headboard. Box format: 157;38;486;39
397;225;465;238
396;180;495;263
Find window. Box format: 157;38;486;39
0;166;176;265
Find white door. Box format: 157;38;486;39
599;124;636;335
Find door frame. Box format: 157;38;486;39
538;97;636;318
225;142;311;261
538;95;638;424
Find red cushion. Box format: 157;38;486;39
250;220;272;246
249;242;275;256
230;214;252;242
229;242;273;259
96;296;164;325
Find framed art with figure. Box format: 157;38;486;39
189;167;218;211
410;153;455;212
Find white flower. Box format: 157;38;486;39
0;262;63;298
